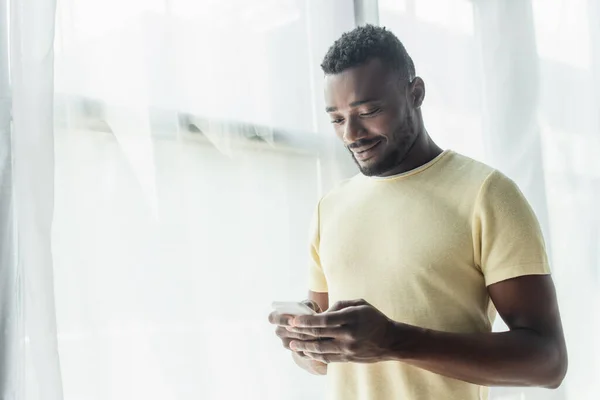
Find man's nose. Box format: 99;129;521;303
342;116;368;145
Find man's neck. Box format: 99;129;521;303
376;131;443;177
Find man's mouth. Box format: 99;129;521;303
352;140;382;161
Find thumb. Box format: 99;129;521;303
301;299;322;313
327;299;368;312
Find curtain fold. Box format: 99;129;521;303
473;0;551;241
473;1;559;397
1;0;63;398
0;0;20;396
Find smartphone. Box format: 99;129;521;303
272;301;316;316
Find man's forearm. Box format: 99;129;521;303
387;322;567;388
292;351;327;375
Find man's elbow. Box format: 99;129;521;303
543;363;567;389
542;347;568;389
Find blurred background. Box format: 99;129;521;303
1;0;599;399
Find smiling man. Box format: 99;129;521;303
268;25;567;400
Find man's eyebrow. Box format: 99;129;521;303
325;99;379;113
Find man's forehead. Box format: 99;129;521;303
324;60;397;106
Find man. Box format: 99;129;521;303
268;25;567;400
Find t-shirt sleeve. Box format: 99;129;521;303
307;200;328;293
473;170;551;286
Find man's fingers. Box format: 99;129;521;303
289;339;340;354
304;352;345;364
287;326;349;339
294;350;307;358
292;308;355;328
327;299;368;312
301;299;321;313
290;299;369;327
287;331;319;341
268;311;293;326
276;326;317;341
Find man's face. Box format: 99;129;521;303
324;59;420;177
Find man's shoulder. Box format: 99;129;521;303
447;152;519;191
442;151;496;181
320;173;365;202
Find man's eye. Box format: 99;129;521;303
330;118;344;124
360;108;381;117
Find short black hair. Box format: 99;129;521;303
321;24;415;81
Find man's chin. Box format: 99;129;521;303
355;159;385;177
353;151;403;177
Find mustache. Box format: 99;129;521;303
347;138;381;150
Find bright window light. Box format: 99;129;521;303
532;0;591;69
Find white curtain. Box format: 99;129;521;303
52;1;354;399
0;0;63;399
1;0;597;399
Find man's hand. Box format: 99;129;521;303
269;300;322;351
268;300;328;375
286;299;402;364
286;276;566;388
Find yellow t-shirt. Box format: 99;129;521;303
308;150;551;400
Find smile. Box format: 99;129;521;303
352;140;382;161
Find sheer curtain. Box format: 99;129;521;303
1;0;63;399
1;0;596;399
52;1;354;399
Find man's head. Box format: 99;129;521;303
321;25;425;177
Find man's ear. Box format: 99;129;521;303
409;77;425;108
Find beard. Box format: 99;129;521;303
351;117;419;177
351;142;402;176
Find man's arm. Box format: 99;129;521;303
288;275;568;388
393;275;567;388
